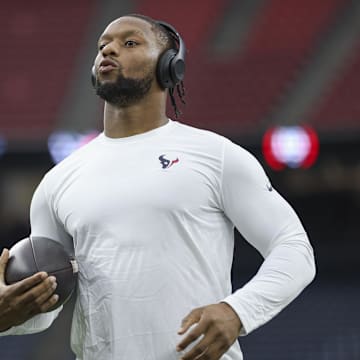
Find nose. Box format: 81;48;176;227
101;42;119;57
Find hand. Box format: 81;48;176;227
176;303;242;360
0;248;59;332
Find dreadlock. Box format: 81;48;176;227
127;14;186;118
169;81;186;118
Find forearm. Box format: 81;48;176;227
0;306;62;336
223;234;315;335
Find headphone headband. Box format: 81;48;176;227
157;21;186;64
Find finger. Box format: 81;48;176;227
0;249;9;282
39;294;59;313
177;320;208;352
27;293;59;318
178;308;203;335
180;331;214;360
196;339;229;360
19;276;57;307
7;272;49;296
16;277;58;316
34;278;58;306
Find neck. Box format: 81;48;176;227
103;90;168;138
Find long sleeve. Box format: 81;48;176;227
0;177;70;336
220;139;316;335
0;308;63;336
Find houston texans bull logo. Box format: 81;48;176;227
159;154;179;169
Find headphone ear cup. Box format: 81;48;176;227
170;58;185;84
91;65;96;87
157;49;177;89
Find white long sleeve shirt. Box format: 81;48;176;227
1;120;315;359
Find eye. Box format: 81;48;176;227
125;40;138;47
98;44;106;51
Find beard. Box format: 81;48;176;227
95;72;153;107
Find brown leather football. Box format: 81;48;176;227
5;236;78;311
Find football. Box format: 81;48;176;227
5;236;78;311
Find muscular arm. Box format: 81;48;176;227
0;249;61;334
177;139;315;359
220;139;316;334
0;176;69;336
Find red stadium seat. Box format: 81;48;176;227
309;43;360;130
136;0;230;52
0;1;94;139
183;0;348;135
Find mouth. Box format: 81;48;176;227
98;59;118;74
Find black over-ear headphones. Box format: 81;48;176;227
91;20;186;90
156;20;186;89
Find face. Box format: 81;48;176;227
93;16;162;106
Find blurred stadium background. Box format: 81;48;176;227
0;0;359;359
